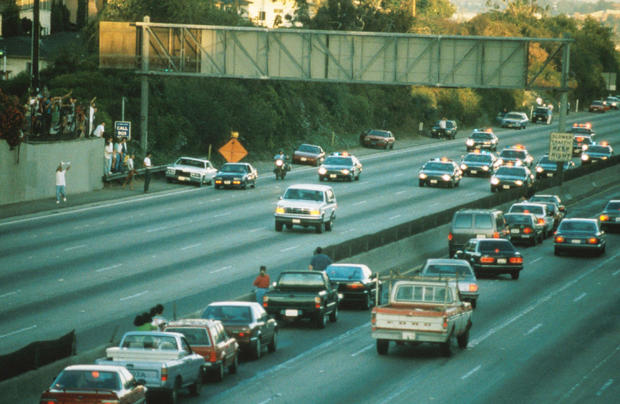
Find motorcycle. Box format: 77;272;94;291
274;158;288;180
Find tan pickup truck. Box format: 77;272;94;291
371;278;473;357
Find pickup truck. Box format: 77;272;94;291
263;270;340;329
96;331;205;403
371;278;472;357
274;184;337;233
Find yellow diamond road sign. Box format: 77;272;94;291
548;132;573;162
218;137;248;163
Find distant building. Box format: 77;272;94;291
217;0;319;28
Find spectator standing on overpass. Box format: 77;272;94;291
309;247;332;271
55;162;70;204
143;152;153;193
122;153;136;190
253;265;271;304
93;121;105;138
104;138;113;175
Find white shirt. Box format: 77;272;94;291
144;157;152;168
93;124;105;137
56;169;66;186
127;158;134;170
439;119;447;129
115;142;122;153
104;143;113;159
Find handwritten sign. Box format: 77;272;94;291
548;132;573;162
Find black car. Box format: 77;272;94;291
599;199;620;231
214;162;258;189
581;143;613;164
531;106;553;125
498;146;533;167
572;134;594;156
490;166;535;192
534;155;575;179
418;158;463;188
554;218;606;256
465;129;498;151
419;258;479;308
460;151;500;177
430;119;458;139
529;194;566;217
318;153;363;181
454;238;523;280
202;302;278;359
325;264;380;309
504;213;543;246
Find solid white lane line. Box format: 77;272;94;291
210;266;231;274
281;245;299;252
95;264;123;273
389;214;401;220
147;225;170;233
0;290;19;298
612;269;620;276
181;243;201;251
213;212;231;218
525;323;543;336
64;244;87;251
530;257;543;264
0;325;37;339
596;379;614;396
120;290;149;301
394;173;404;177
353;200;368;206
461;365;481;380
395;190;407;195
573;292;587;302
351;344;373;357
249;228;262;232
563;344;620;400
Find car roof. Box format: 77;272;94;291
424;258;471;266
64;364;129;372
208;301;261;308
455;209;502;214
326;263;370;270
178;156;207;161
286;183;333;192
165;318;221;328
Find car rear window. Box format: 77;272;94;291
53;370;120;391
326;265;363;281
165;327;211;345
510;205;543;215
478;240;515;253
423;264;473;277
505;214;533;225
203;306;251;323
474;214;493;229
453;213;473;229
277;273;325;288
606;201;620;210
368;130;390;137
284;189;324;201
394;285;452;303
559;221;597;232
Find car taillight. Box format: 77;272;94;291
468;284;478;292
41;401;57;404
371;312;376;324
492;232;500;238
348;282;364;289
509;257;523;264
523;227;532;234
480;256;495;263
209;350;217;362
161;366;168;382
314;296;322;309
101;400;121;404
537;218;545;225
599;214;609;222
555;235;565;243
442;317;448;329
263;295;268;308
448;232;453;241
588;237;599;244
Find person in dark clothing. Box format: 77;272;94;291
309;247;332;271
143;152;152;193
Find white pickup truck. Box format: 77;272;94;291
96;331;205;403
371;278;473;356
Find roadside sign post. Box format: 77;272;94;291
115;121;131;140
549;132;572;186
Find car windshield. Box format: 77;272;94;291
277;273;325;288
592;101;603;105
53;370;121;391
465;154;492;163
538;156;552;164
203;306;251;323
326;265;364;281
368;130;390;137
165;327;211;345
605;201;620;210
478;240;515;253
423;162;452;171
394;284;452;304
505;113;523;119
510;204;544;215
283;188;324;201
423;264;473;277
177;158;204;168
571;128;592;134
588;146;611;153
496;167;526;177
471;132;492;140
324;156;352;166
500;150;527;159
559;221;597;232
505;214;533;225
221;164;247;173
298;144;320;153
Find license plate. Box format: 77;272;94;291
497;258;507;264
224;180;231;185
430;179;438;184
292;219;301;224
178;176;188;181
301;157;307;161
330;174;337;178
132;370;156;379
285;309;299;317
402;332;416;340
471;170;478;174
571;239;581;244
546;173;553;177
502;185;510;189
476;234;485;239
511;229;520;234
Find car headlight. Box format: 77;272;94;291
275;206;285;214
166;168;174;174
497;159;503;165
341;169;350;175
581;154;589;161
491;177;499;185
441;174;451;181
419;173;427;179
582;145;588;151
482;166;489;171
309;209;321;216
536;166;543;173
318;167;327;175
466;139;474;146
515;180;523;186
460;164;467;170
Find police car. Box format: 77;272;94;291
465;128;498;151
460;150;500;177
581;141;613;164
318;152;363;181
490;164;535;192
418;157;463;188
534;154;575;179
497;145;534;168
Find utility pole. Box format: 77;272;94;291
31;0;40;90
140;16;150;154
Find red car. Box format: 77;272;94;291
40;364;146;404
589;100;610;112
293;144;325;166
360;129;395;149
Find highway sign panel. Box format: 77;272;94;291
115;121;131;139
548;132;573;162
218;137;248;163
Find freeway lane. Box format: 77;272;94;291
0;112;619;357
191;187;620;404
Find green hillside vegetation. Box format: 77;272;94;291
1;0;618;162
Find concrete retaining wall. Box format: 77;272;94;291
0;139;104;205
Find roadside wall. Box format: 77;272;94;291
0;139;104;205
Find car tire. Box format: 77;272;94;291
457;329;470;349
253;339;262;360
511;270;520;280
554;247;561;256
325;218;333;232
212;362;224;382
268;331;278;353
363;294;372;310
329;306;338;323
169;379;180;404
491;186;496;193
189;369;202;395
229;354;238;374
470;299;477;309
599;245;606;256
389;143;394;150
315;222;325;234
376;339;389;355
440;338;452;357
315;312;327;329
419;180;424;187
275;222;283;232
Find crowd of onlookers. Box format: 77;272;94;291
134;304;168;331
26;89;93;139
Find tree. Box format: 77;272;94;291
0;89;25;149
1;0;22;37
51;0;71;33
